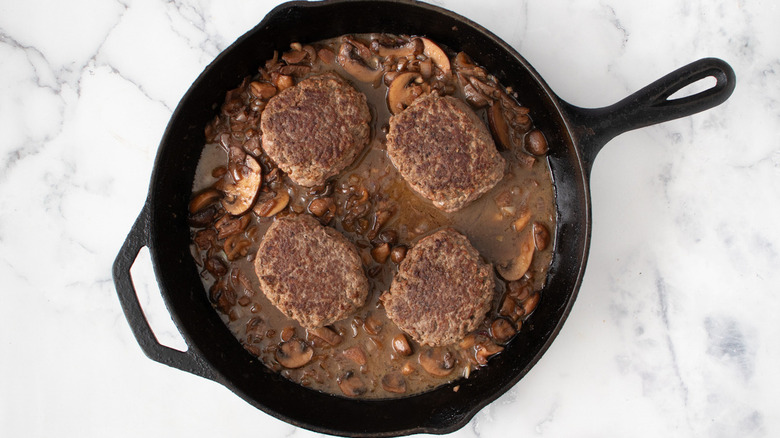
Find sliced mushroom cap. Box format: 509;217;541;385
219;154;262;216
337;42;383;83
474;341;504;366
387;72;429;114
188;205;218;228
272;73;295;91
343;345;367;366
452;51;485;78
308;326;343;346
512;209;532;232
338;371;368;397
381;372;408;394
275;340;314;369
499;295;524;322
458;73;491;108
420;37;451;77
245;317;265;343
525;129;549;156
214;212;251;240
281;47;309;64
490;318;517;344
371;243;391;263
488;101;513;150
497;229;536;281
418;347;457;377
249;81;277;100
317;47;336;64
253;189;290;217
521;291;541;316
390;245;408;264
392;333;413;356
343;35;373;59
308;197;335;217
371;36;423;58
189;188;222;214
363;314;384;335
533;221;551;251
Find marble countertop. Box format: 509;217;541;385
2;0;778;436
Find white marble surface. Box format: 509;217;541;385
1;0;778;436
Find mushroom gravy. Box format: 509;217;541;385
189;34;556;398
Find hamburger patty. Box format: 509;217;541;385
386;93;506;212
254;214;369;328
380;228;495;346
260;73;371;187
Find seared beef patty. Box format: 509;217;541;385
386;93;505;212
254;214;369;328
260;73;371;187
381;228;495;346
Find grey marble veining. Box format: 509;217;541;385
1;0;778;436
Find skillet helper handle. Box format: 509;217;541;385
564;57;736;172
113;204;217;381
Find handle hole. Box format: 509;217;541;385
130;247;189;352
667;75;717;101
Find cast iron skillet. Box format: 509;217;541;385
113;0;735;436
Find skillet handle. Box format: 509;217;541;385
112;204;217;381
562;57;736;173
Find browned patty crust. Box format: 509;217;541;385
380;228;495;346
254;214;369;328
260;73;371;187
386;94;505;212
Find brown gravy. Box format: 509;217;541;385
189;34;556;398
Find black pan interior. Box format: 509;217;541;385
146;1;591;435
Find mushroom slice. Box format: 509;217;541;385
497;229;536;281
488;101;513;150
253;189;290;217
458;73;491;108
273;73;295;91
343;345;367;366
522;291;541;315
281;47;308;64
245;317;266;344
533;221;551;251
526;129;549;156
381;373;408;394
337;42;382;83
189;188;222;214
343;35;373;59
474;341;504;366
338;371;368;397
420;37;451;77
468;75;500;99
387;72;429;114
189;205;218;228
512;209;532;232
249;81;277;100
418;347;457;377
219;154;262;216
371;36;422;58
308;326;343;346
275;340;314;369
317;47;336;64
371;243;390;263
452;51;485;78
363;314;384;335
490;318;517;344
392;333;413;356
